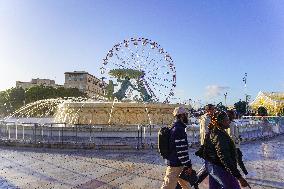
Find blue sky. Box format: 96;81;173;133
0;0;284;106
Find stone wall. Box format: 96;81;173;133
54;102;189;125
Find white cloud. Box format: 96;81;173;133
205;85;229;98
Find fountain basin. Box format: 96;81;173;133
55;101;190;125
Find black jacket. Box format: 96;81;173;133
204;127;242;179
166;120;192;167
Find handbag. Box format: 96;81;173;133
179;168;199;189
195;132;210;159
195;145;205;158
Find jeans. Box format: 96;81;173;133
205;161;240;189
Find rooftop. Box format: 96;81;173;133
64;71;89;74
262;92;284;101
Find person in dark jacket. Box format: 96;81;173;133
204;111;250;189
161;107;193;189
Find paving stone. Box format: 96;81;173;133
0;135;283;188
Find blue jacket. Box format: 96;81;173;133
166;120;192;167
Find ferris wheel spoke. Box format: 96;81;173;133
147;73;172;85
111;48;139;68
114;52;129;65
147;65;167;74
140;42;150;61
140;44;147;61
117;57;134;69
130;52;141;69
112;51;139;70
147;69;170;76
120;49;137;68
147;77;169;89
147;78;173;88
143;58;160;74
126;44;142;69
142;47;151;65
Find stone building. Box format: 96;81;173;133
16;78;62;89
64;71;106;97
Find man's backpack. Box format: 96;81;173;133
158;126;172;159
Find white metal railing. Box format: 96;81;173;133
0;116;283;149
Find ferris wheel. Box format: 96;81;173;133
100;37;176;103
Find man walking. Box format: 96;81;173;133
161;107;193;189
199;104;215;145
194;104;215;185
227;109;248;175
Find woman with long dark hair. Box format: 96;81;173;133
203;111;250;189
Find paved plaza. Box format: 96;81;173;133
0;135;283;189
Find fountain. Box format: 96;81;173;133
52;37;188;126
55;101;182;125
0;38;193;150
3;38;189;127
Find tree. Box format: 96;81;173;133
0;85;87;117
0;88;26;116
257;106;268;116
216;102;227;112
55;87;86;98
234;100;247;117
9;87;26;109
25;85;56;103
0;90;11;117
25;85;86;103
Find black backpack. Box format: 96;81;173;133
158;126;172;159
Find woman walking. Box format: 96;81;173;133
202;111;250;189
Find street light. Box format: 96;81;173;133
224;92;228;107
243;72;249;114
242;73;247;88
245;94;251;115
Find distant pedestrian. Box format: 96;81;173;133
194;104;215;186
203;111;250;189
227;110;248;175
161;107;193;189
199;104;215;145
227;110;241;148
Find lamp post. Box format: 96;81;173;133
242;73;247;88
245;94;251;115
224;92;228;107
243;73;248;114
100;77;106;95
